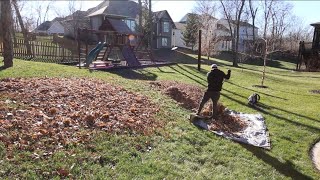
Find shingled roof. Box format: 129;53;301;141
35;21;53;31
153;10;177;29
87;0;140;19
311;22;320;27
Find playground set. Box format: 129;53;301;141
76;28;174;70
297;22;320;71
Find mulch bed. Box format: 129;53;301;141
149;81;247;134
0;78;160;156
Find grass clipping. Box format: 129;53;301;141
150;81;247;134
0;78;160;155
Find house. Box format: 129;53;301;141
152;10;176;49
172;13;199;50
62;10;91;39
62;0;175;49
174;13;259;52
33;17;65;35
216;19;259;52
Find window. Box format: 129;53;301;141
162;38;168;47
124;19;136;32
163;22;169;33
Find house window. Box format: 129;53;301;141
162;38;168;47
163;22;169;33
124;19;136;32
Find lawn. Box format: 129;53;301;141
0;55;320;179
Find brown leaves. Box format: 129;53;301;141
150;81;247;134
0;78;160;155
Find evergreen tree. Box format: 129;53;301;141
183;14;199;51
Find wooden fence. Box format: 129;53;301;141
0;38;79;64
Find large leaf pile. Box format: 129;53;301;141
0;78;160;156
149;81;247;133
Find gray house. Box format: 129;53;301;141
87;0;139;33
152;10;176;49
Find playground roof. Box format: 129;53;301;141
107;18;133;34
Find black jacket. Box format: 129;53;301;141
207;69;231;91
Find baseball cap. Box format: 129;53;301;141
211;64;218;69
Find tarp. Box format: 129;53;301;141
192;110;271;149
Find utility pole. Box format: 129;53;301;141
198;30;202;71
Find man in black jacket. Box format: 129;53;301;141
196;64;231;117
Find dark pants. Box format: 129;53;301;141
197;91;220;117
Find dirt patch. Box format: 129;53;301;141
0;78;160;156
310;90;320;94
149;81;247;134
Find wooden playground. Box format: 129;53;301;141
297;22;320;71
76;28;174;70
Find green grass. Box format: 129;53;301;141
0;56;320;179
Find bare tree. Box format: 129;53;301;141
12;0;32;55
260;0;274;87
1;0;14;68
194;0;218;60
269;1;293;51
248;0;258;42
220;0;246;67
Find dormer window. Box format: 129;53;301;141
163;22;169;33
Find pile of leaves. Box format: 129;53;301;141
150;81;247;133
0;78;160;155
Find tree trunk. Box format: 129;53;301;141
261;39;267;86
138;0;142;32
234;0;245;67
149;0;153;49
12;0;32;55
1;0;14;68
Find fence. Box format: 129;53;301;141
0;38;79;64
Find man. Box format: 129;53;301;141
196;64;231;118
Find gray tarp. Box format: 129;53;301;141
191;109;271;149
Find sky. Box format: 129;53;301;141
20;0;320;27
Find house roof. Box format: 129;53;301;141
87;0;139;19
219;19;258;29
65;10;88;21
87;6;108;17
62;19;91;30
217;23;230;32
179;13;198;23
35;21;53;31
311;22;320;27
174;22;186;31
86;1;110;15
153;10;177;29
52;17;65;22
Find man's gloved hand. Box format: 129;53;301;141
227;69;231;73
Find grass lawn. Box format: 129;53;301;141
0;55;320;179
